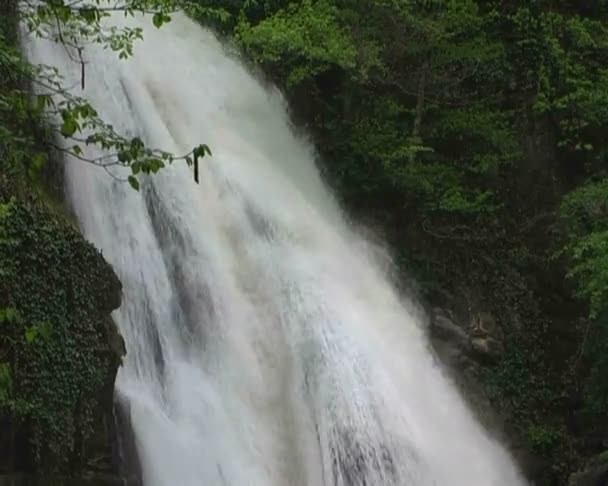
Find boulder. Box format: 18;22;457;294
430;308;471;352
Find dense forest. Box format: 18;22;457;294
1;0;608;485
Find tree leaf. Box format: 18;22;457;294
152;13;164;28
60;117;78;137
128;175;140;191
24;326;37;344
131;161;141;174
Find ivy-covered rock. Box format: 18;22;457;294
0;182;124;476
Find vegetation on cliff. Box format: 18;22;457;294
0;181;124;473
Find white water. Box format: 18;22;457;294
23;12;527;486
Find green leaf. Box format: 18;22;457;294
149;158;164;173
0;308;18;323
193;144;211;159
25;326;37;344
60;117;78;138
79;7;98;23
37;322;51;340
118;151;130;163
130;137;144;150
131;161;141;174
35;95;49;113
152;13;164;28
128;175;140;191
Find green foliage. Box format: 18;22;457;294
528;425;561;454
0;307;18;323
512;9;608;159
205;0;519;220
1;0;216;188
559;178;608;412
484;346;533;408
24;322;52;344
235;0;358;86
560;179;608;237
483;323;559;418
560;179;608;298
565;230;608;318
152;12;173;29
0;191;123;470
583;313;608;413
0;362;11;401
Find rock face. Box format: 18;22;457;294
431;308;471;353
429;303;608;485
430;307;505;367
429;307;506;430
569;452;608;486
428;306;545;479
0;180;126;482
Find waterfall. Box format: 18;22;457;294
23;12;527;486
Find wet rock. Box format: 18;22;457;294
470;336;504;363
113;395;143;486
429;307;508;438
430;307;471;352
431;308;504;364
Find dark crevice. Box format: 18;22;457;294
113;395;143;486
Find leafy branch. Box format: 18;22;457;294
2;0;220;187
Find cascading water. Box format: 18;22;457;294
23;11;528;486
